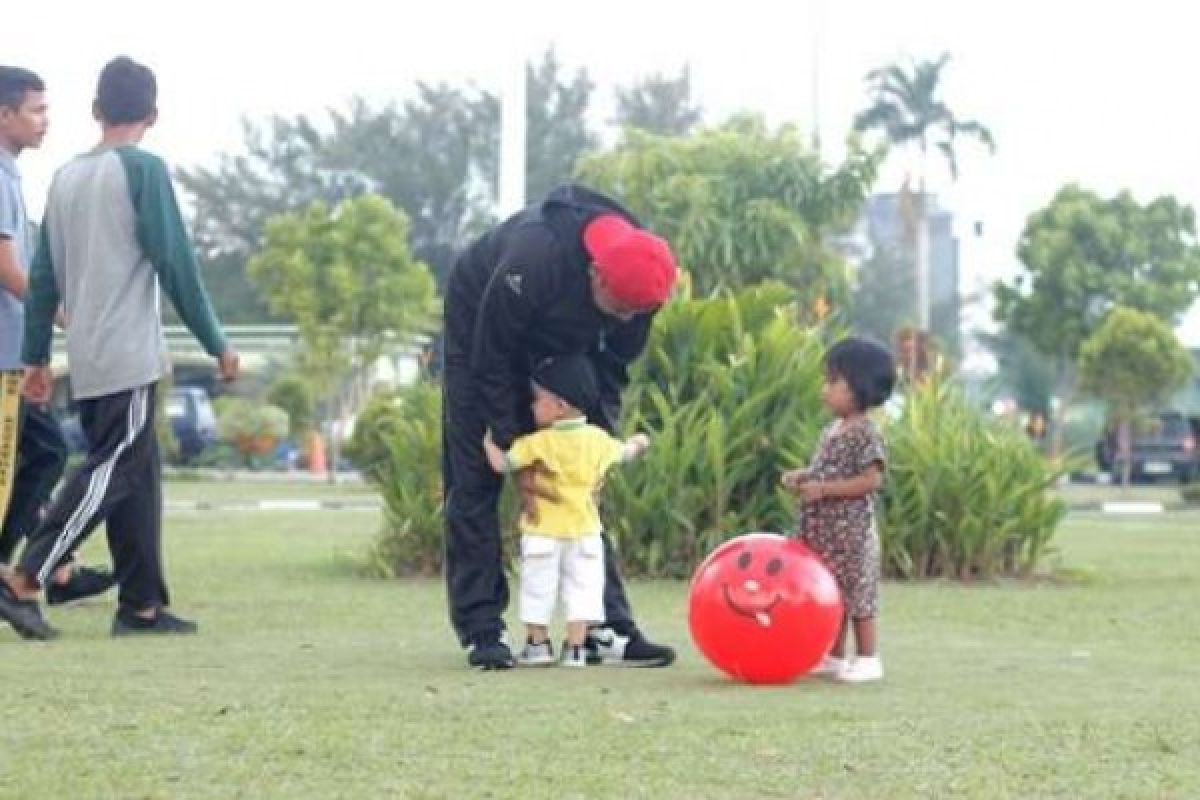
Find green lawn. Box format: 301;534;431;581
1;504;1197;799
162;477;376;505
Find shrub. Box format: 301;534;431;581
606;282;828;577
881;377;1068;579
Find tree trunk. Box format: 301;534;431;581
1118;417;1133;488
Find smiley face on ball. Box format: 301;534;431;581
720;548;786;628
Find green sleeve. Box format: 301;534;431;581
118;147;227;357
21;224;59;366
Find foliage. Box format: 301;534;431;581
577;117;881;302
1079;307;1193;421
177;48;603;312
881;377;1068;579
854;52;995;179
247;194;439;409
613;66;703;136
215;397;289;467
995;186;1200;453
362;383;445;577
267;373;316;438
524;48;600;202
605;282;830;577
1078;307;1193;484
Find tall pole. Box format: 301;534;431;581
809;0;823;152
499;52;527;216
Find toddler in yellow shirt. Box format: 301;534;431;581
483;355;649;667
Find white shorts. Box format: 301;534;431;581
518;534;605;626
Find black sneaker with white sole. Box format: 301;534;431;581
466;632;515;670
585;626;676;667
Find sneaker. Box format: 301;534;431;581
46;566;117;606
466;631;515;670
585;627;676;668
0;581;58;641
517;638;556;667
560;642;588;668
111;607;198;636
837;656;884;684
810;655;848;680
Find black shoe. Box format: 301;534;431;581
466;632;515;670
111;607;198;636
46;566;116;606
0;580;58;641
623;631;676;667
585;626;676;667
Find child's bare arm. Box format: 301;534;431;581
798;464;883;502
482;430;509;474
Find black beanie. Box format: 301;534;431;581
531;355;598;413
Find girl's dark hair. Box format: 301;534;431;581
825;336;897;411
95;57;156;125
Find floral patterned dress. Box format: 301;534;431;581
794;417;887;618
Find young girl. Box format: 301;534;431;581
782;336;896;683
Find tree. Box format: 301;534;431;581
854;53;994;336
177;87;499;316
175;115;332;322
1078;307;1192;485
614;66;702;137
994;185;1200;453
524;48;600;202
577;116;881;306
247;195;439;478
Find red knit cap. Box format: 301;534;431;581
583;214;678;308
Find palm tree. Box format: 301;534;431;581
854;53;995;352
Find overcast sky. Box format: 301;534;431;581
8;0;1200;343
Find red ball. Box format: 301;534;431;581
688;533;844;685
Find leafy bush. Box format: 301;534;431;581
362;383;445;577
364;281;1067;583
215;397;289;467
606;282;829;577
267;373;315;439
881;377;1068;579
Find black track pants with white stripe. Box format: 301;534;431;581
19;383;167;611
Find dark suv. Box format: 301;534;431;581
1095;411;1199;483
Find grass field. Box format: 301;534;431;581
1;497;1197;799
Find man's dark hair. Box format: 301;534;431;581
825;336;897;411
0;67;44;112
95;56;156;124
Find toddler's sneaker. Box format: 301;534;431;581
810;655;848;680
837;656;884;684
560;642;588;668
518;638;556;666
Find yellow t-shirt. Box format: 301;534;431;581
504;419;626;538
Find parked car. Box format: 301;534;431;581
1095;411;1199;483
60;386;218;465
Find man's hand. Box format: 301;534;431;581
217;349;240;383
21;366;53;406
54;307;67;330
516;463;559;524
